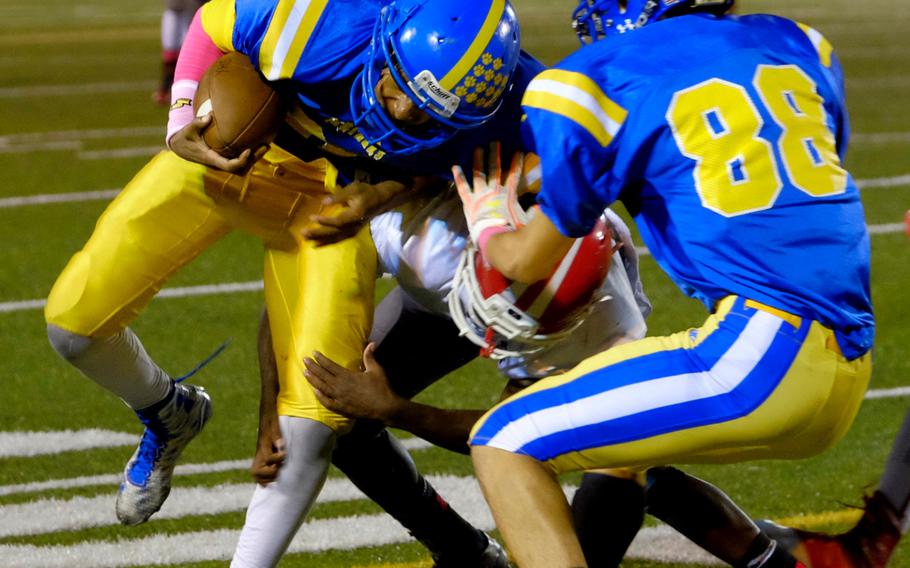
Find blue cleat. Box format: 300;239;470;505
116;382;212;525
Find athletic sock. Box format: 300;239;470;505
332;424;487;558
48;325;173;410
571;472;646;567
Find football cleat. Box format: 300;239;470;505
116;382;212;525
432;532;511;568
758;491;902;568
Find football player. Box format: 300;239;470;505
44;0;542;566
453;1;875;567
299;188;808;568
259;185;654;565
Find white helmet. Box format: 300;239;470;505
448;214;614;359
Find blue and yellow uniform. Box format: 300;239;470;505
46;0;540;432
470;13;874;473
203;0;536;179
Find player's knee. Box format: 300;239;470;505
47;324;94;362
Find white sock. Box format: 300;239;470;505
231;417;336;567
48;325;173;410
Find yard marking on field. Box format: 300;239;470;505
0;438;431;497
0;126;162;147
0;429;136;458
1;171;905;210
0;475;482;538
77;146;163;160
0;189;119;208
0;477;724;567
0;80;156;99
0;29;158;48
852;131;910;144
866;386;910;400
856;174;910;189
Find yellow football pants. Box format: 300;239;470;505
45;149;375;432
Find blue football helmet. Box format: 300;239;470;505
572;0;734;43
350;0;521;155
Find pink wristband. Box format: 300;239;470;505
165;10;225;147
477;225;510;258
166;80;199;147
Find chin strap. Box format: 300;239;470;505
480;328;497;358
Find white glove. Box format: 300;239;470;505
452;143;524;249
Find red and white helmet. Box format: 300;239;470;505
448;214;614;359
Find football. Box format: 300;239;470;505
194;52;285;158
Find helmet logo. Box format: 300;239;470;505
410;69;461;118
453;53;510;110
615;18;637;33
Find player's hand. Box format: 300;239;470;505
452;142;524;246
302;180;408;246
169;113;259;173
250;408;286;486
303;343;404;422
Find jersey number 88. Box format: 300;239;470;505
666;64;847;217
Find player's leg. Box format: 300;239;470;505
233;160;376;566
332;288;508;566
761;407;910;568
571;470;646;567
471;297;871;567
45;151;230;524
473;446;587;568
646;466;798;568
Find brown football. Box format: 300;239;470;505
194;52;285;158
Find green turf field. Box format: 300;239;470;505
1;0;908;566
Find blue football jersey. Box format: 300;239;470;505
522;13;873;359
203;0;542;181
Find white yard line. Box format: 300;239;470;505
1;170;906;210
852;131;910;144
77;146;163;160
856;174;910;189
0;189;119;208
0;81;156;99
0;430;136;458
0;475;720;567
0;438;432;497
0;217;905;314
0;524;722;567
0;126;162;144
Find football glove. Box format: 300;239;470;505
452;143;524;252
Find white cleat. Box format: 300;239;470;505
116;382;212;525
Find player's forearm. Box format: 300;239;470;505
385;402;485;455
485;213;573;283
166;10;225;146
257;310;280;428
